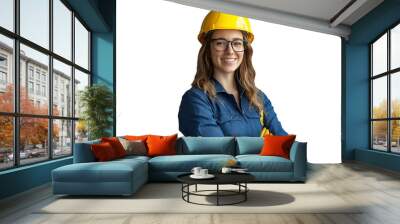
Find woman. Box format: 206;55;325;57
178;11;287;137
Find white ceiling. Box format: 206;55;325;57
165;0;384;39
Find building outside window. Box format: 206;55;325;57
0;54;7;90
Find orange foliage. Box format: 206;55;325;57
0;84;60;149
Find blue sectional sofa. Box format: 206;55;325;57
52;137;307;196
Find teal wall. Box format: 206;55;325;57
0;0;116;200
343;0;400;171
0;158;72;199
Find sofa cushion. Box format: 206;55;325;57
148;154;235;172
236;155;293;172
235;137;264;155
53;159;147;183
115;155;150;163
177;137;235;155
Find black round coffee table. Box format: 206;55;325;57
177;173;255;206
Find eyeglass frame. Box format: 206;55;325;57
210;38;248;52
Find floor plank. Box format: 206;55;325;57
1;162;400;224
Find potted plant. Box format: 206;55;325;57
79;84;114;140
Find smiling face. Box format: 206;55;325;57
210;29;245;77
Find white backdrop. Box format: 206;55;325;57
116;0;341;163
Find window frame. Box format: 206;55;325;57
370;20;400;154
0;0;92;171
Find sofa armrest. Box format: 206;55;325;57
289;141;307;181
73;140;100;163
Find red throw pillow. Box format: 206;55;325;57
91;142;117;161
259;135;296;159
101;137;127;158
146;134;178;157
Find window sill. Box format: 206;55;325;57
0;156;72;175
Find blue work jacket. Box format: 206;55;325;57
178;78;287;137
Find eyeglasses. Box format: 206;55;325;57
211;38;247;52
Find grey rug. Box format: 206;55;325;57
37;183;362;214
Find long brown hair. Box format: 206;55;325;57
191;30;264;112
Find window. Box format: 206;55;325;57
20;0;49;49
0;0;91;170
0;54;8;87
28;81;34;94
75;18;89;69
41;73;46;82
53;0;72;60
35;70;40;81
29;67;34;80
0;34;13;113
35;84;40;95
53;59;71;117
0;55;6;67
42;85;46;97
0;0;13;32
0;71;6;85
371;23;400;154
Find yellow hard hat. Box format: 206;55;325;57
198;11;254;44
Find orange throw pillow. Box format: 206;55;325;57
124;135;149;141
259;135;296;159
101;137;127;158
91;142;117;161
146;134;178;157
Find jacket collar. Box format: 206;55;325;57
212;76;245;96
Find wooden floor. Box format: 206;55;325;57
1;162;400;224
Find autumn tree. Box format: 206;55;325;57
0;84;60;152
372;99;400;143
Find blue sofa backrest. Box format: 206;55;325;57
74;139;100;163
74;136;265;163
235;137;264;155
176;137;236;155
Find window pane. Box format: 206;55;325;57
20;117;49;165
20;0;49;49
75;18;89;70
0;34;14;112
391;72;400;117
53;119;72;157
372;121;387;151
391;24;400;70
53;59;72;117
53;0;72;60
75;120;88;143
74;69;89;118
372;33;387;76
391;120;400;153
20;44;49;115
372;77;387;119
0;0;13;31
0;116;13;170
